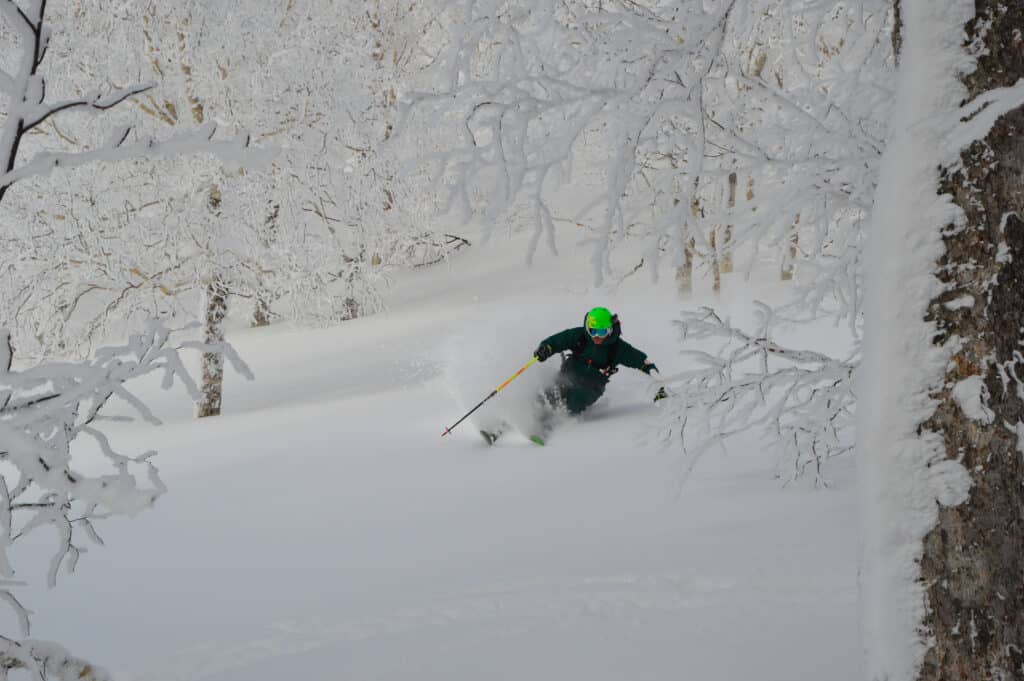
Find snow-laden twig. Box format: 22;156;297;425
0;320;239;674
0;637;112;680
661;304;856;486
0;123;270;198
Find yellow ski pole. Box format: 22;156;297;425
441;357;539;437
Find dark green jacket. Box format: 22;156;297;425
540;325;649;392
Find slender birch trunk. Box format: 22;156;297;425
676;239;696;295
252;203;280;328
721;172;736;274
781;214;799;281
196;278;228;418
676;198;700;295
710;227;720;294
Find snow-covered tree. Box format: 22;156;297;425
704;0;893;308
406;0;893;293
860;1;1024;679
0;0;264;365
405;0;713;281
0;322;251;678
650;0;1024;676
135;0;441;415
0;0;261;672
418;3;1020;675
0;0;440;416
0;0;251;202
400;1;899;491
1;1;454;420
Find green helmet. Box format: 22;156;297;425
585;306;614;332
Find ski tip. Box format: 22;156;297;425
528;435;546;446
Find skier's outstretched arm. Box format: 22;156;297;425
616;340;659;374
534;328;583;361
617;341;667;401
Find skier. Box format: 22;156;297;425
533;306;665;419
470;307;665;445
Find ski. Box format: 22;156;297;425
479;421;510;445
480;425;546;447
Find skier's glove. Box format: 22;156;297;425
641;360;659;375
535;343;555;362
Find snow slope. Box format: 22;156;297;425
18;232;860;681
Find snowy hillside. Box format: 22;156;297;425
15;233;861;681
3;1;1021;679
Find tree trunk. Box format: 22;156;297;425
197;279;228;418
676;197;700;295
251;202;280;329
916;2;1024;679
0;329;11;374
251;296;271;328
710;227;720;294
341;296;361;321
721;172;736;274
676;238;695;295
781;214;799;281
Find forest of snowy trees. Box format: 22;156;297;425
0;0;1021;679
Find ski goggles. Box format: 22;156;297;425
587;326;611;338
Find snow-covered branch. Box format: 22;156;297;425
0;0;269;205
0;123;266;201
21;82;155;133
0;321;236;674
405;0;740;279
0;637;112;680
661;304;856;486
0;323;195;567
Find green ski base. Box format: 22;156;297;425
529;435;546;446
